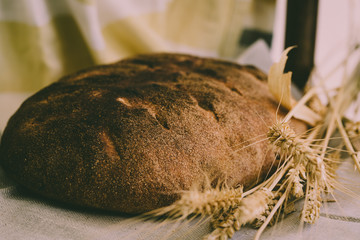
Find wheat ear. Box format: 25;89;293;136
268;121;335;224
203;189;273;240
145;185;244;220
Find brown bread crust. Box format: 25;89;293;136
0;53;300;213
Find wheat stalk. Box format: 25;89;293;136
268;120;336;221
198;120;315;240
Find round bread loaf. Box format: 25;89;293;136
0;53;302;213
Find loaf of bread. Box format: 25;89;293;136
0;53;303;213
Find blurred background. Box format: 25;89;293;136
0;0;276;92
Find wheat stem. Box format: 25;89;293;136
254;187;289;240
242;156;292;198
336;116;360;173
267;159;293;191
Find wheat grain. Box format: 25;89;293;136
251;191;280;228
301;181;322;224
268;121;314;164
204;189;273;240
146;185;244;220
267;121;337;227
287;167;305;198
345;121;360;138
301;156;328;223
252;165;305;229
